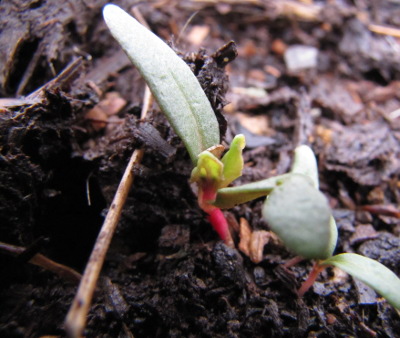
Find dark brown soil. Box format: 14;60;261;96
1;1;400;337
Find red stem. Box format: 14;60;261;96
198;184;232;245
297;262;326;297
208;208;229;241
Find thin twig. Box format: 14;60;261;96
177;11;199;44
65;148;144;337
0;241;81;283
368;23;400;38
65;86;151;337
131;7;150;29
141;85;153;118
65;8;155;335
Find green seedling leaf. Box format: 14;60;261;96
214;174;291;209
322;253;400;310
103;4;220;163
190;151;224;188
220;134;246;188
262;174;333;259
290;145;319;189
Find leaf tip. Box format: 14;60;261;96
234;134;246;149
103;3;120;22
291;144;319;189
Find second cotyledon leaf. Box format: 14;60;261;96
263;174;333;260
103;4;220;163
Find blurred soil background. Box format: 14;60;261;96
0;0;400;337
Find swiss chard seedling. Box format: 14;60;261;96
103;4;400;311
103;4;243;245
261;146;400;311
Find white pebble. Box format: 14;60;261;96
284;45;318;72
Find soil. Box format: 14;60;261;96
1;1;400;337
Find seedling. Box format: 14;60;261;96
103;5;400;310
260;146;400;311
103;4;241;245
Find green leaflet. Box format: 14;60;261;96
220;134;245;188
103;4;220;163
191;135;245;190
262;174;333;260
190;151;223;187
322;253;400;310
214;174;291;209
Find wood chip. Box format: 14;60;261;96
236;113;270;135
238;217;270;263
98;92;127;116
238;217;252;258
249;230;270;264
84;92;126;131
187;25;210;46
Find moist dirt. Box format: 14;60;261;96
1;1;400;337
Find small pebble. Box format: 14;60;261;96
284;45;318;72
